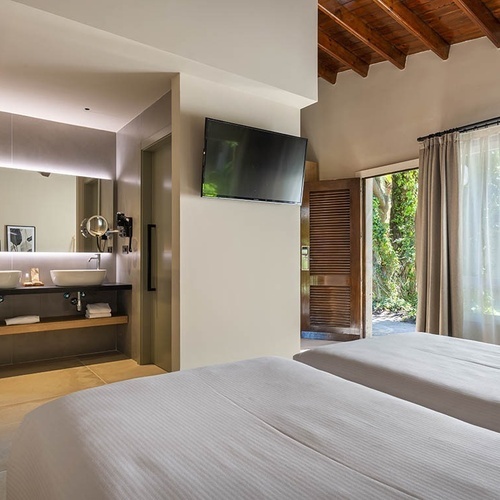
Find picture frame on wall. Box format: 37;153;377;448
6;225;36;252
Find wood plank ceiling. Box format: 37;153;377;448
318;0;500;84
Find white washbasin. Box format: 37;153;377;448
50;269;107;287
0;270;22;289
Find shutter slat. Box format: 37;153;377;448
310;189;351;275
310;286;351;328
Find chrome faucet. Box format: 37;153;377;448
88;253;101;269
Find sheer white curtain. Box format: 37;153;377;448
460;125;500;344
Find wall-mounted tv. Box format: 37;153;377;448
201;118;307;205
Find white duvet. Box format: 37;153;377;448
294;332;500;432
8;356;500;499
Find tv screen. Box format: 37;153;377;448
201;118;307;205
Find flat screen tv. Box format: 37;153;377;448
201;118;307;205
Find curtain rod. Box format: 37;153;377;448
417;116;500;142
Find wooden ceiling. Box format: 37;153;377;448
318;0;500;84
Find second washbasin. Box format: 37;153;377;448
0;270;22;289
50;269;107;287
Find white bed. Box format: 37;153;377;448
7;356;500;499
294;332;500;432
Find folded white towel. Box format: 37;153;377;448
85;311;112;319
86;303;111;313
5;315;40;326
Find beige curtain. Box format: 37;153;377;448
416;133;462;336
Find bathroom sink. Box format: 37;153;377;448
50;269;107;287
0;270;22;289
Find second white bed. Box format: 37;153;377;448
294;332;500;432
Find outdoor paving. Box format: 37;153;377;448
372;312;416;336
300;312;416;351
301;313;416;350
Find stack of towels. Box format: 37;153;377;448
86;303;112;319
5;315;40;326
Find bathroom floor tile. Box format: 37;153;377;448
79;353;166;383
0;352;164;480
0;399;55;472
0;470;5;500
0;366;104;407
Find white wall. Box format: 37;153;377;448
301;38;500;179
172;74;301;370
14;0;317;105
0;111;116;179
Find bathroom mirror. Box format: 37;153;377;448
0;166;114;252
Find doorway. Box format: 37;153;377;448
300;178;362;341
366;168;418;337
300;162;418;341
141;135;172;371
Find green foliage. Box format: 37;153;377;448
372;194;398;309
373;170;418;320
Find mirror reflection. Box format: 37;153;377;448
0;166;113;252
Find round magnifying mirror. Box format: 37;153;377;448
86;215;109;237
80;218;90;238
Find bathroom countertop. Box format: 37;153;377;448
0;283;132;295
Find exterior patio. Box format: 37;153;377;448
300;313;415;351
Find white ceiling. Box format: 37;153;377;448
0;1;174;131
0;1;313;132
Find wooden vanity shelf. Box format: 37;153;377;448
0;315;128;336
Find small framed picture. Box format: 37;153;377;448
6;225;36;252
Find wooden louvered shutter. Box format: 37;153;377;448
301;179;362;339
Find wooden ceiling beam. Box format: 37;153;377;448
318;30;369;77
318;0;406;70
372;0;450;60
452;0;500;48
318;65;338;85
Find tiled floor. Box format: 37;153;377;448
0;352;165;500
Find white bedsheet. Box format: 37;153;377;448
294;332;500;432
7;356;500;499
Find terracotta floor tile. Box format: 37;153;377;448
0;354;164;480
82;357;165;383
0;399;55;472
0;366;104;407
